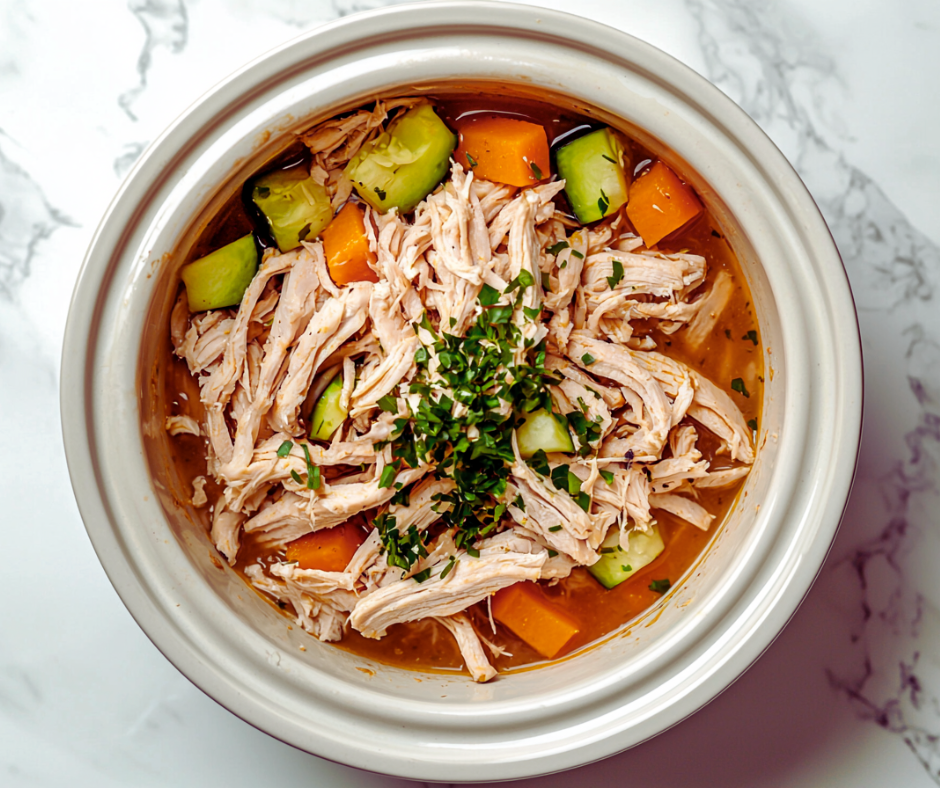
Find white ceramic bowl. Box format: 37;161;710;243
61;1;862;781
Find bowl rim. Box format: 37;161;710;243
60;0;863;781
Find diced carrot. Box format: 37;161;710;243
626;160;704;247
491;581;580;659
321;201;379;285
454;116;550;188
285;522;367;572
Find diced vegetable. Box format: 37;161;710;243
588;524;665;590
310;370;348;440
491;581;581;659
555;127;630;224
321;201;379;285
180;233;258;312
626;160;703;247
345;102;457;214
454;116;550;187
516;408;574;458
285;522;366;572
251;165;333;252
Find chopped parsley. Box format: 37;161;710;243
570;250;584;260
523;305;541;321
378;463;398;489
276;440;293;458
297;222;312;241
747;418;758;432
600;469;615;485
530;161;543;180
290;469;303;485
581;353;596;366
743;329;758;345
505;269;534;294
606;259;624;289
439;555;457;579
478;283;501;306
375;290;565;568
649;578;671;594
412;568;432;583
731;378;750;398
597;188;610;216
377;395;398;413
301;443;320;490
374;186;387;200
465;152;478;168
375;512;429;571
621;564;632;572
547;240;569;256
549;525;563;532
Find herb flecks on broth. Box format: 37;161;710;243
164;92;761;682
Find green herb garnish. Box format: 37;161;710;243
466;152;478;168
747;418;758;432
606;259;624;289
649;578;671;594
277;440;293;458
378;463;398;489
581;353;596;366
731;378;750;398
505;269;534;294
478;283;501;306
530;161;543;180
743;329;758;345
439;555;457;580
301;443;320;490
378;395;398;413
547;240;569;256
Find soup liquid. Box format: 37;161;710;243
163;90;763;675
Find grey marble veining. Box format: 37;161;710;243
2;0;939;785
0;131;75;300
688;0;940;782
119;0;189;122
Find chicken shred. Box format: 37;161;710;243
169;106;758;683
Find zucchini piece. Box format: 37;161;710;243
310;370;347;440
516;408;574;459
251;166;333;252
588;525;665;590
345;102;457;214
556;127;630;224
180;234;258;312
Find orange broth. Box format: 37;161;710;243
162;91;763;676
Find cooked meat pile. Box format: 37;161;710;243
168;100;754;682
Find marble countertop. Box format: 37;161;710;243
2;0;939;785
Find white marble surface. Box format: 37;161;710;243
2;0;939;784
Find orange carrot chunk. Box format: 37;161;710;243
626;160;704;247
285;522;366;572
454;116;550;188
321;201;379;285
491;581;581;659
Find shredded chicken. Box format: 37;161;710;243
168;98;759;683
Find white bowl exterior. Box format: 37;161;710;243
61;1;862;781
